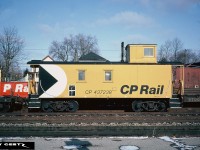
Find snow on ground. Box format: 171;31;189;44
159;136;197;150
1;136;199;150
63;145;82;149
109;136;148;140
60;137;145;150
44;136;149;141
63;145;140;150
119;145;140;150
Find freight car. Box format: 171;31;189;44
27;43;184;112
0;82;28;112
175;66;200;107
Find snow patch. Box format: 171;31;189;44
159;136;174;143
120;145;139;150
110;136;148;140
159;136;197;150
0;137;26;140
63;145;82;149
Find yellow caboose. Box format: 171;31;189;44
27;43;183;112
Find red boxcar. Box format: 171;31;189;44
0;82;28;98
175;67;200;89
184;68;200;88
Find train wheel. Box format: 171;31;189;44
5;103;11;112
45;108;53;112
0;103;4;112
144;101;166;112
158;101;167;112
42;102;49;112
53;102;67;112
42;101;54;112
0;103;11;112
146;101;158;112
68;100;79;112
132;101;143;112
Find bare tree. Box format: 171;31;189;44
67;35;79;62
198;50;200;61
0;27;24;81
158;38;183;62
171;37;183;62
158;40;172;62
158;38;200;64
73;34;98;56
49;34;99;62
177;49;200;64
49;41;69;61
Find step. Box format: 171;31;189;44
28;98;41;108
29;94;39;99
170;97;182;108
170;103;182;108
170;107;182;109
170;98;181;103
172;94;180;98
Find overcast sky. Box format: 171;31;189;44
0;0;200;67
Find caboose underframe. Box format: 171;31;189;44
36;98;169;112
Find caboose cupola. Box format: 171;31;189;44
125;44;157;63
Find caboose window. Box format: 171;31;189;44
144;48;154;57
105;71;112;81
78;70;85;81
69;85;75;96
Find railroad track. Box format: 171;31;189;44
0;108;200;124
0;108;199;137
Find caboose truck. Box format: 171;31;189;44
27;43;184;112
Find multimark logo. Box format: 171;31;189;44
121;85;164;95
0;142;34;149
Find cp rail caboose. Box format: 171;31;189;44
27;43;184;112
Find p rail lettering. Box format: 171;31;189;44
121;85;164;95
3;84;28;93
0;142;34;150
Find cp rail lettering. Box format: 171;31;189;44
121;85;164;94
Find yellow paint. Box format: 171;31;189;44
30;44;173;100
29;79;36;94
126;44;157;63
58;64;172;99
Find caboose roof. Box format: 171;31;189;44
27;60;123;65
28;60;177;65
